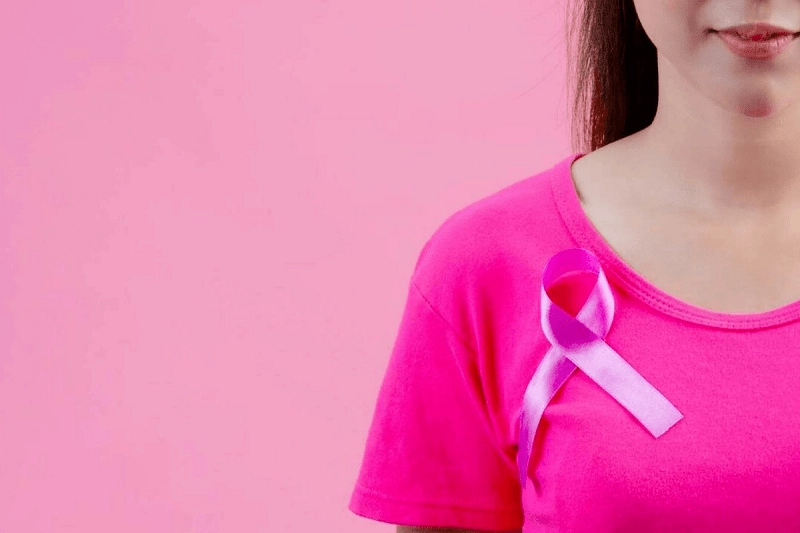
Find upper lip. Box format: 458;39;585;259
715;22;799;36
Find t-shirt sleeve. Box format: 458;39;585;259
348;278;524;531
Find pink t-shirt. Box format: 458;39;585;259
348;152;800;532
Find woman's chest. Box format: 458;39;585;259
520;339;800;533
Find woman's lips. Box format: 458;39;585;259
716;22;797;38
712;29;799;60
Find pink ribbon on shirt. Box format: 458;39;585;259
517;248;684;489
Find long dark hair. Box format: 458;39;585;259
566;0;659;153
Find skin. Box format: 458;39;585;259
569;0;800;316
396;1;800;531
616;0;800;220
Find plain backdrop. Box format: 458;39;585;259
0;1;575;531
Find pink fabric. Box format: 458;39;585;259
349;152;800;532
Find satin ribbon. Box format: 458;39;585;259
518;248;684;489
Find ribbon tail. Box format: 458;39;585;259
568;340;684;437
518;347;577;489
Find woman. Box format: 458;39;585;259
349;0;800;529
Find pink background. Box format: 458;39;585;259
1;1;573;531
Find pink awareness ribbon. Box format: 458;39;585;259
518;248;684;489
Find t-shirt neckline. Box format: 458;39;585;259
550;151;800;330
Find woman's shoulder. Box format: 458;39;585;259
412;156;574;286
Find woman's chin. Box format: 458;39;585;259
740;102;775;118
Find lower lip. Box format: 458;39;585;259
716;31;798;60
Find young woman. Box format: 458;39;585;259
349;0;800;529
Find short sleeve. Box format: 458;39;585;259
348;280;524;531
